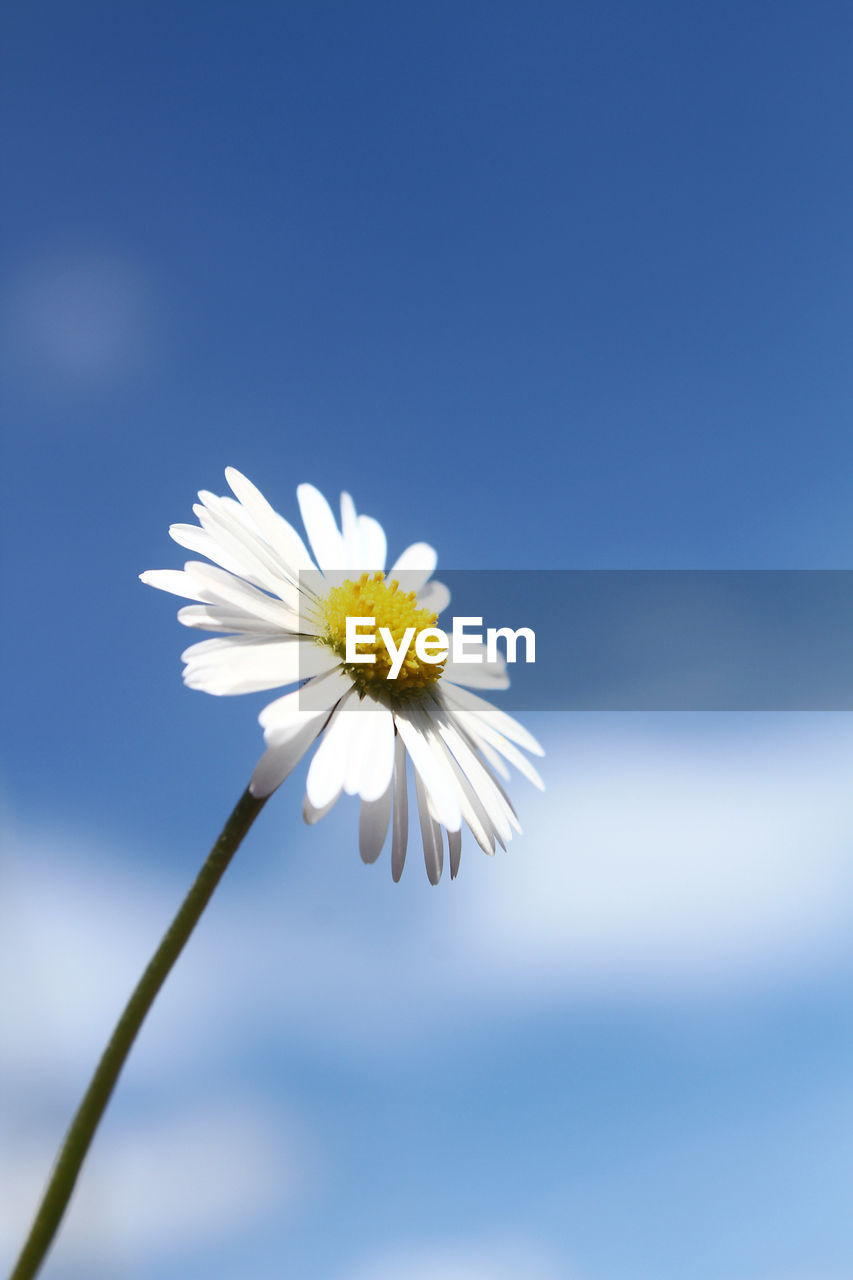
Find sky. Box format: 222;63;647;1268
2;2;853;1277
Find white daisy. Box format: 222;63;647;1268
141;469;544;883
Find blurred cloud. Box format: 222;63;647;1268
457;716;853;1001
0;1098;307;1272
333;1235;574;1280
1;250;157;395
4;716;853;1081
3;714;853;1275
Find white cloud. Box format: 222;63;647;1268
4;715;853;1273
449;716;853;1000
1;830;201;1088
1;250;156;392
4;716;853;1086
333;1236;574;1280
0;1098;308;1271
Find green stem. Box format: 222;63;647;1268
8;786;268;1280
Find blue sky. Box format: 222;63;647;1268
2;2;853;1277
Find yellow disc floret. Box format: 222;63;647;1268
321;572;446;698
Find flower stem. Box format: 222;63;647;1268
8;786;268;1280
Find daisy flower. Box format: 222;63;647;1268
141;469;543;883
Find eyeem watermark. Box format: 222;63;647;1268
301;567;853;711
345;615;536;679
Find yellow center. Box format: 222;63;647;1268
320;572;446;698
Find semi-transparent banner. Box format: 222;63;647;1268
297;570;853;710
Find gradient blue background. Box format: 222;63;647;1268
2;3;853;1278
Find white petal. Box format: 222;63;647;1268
168;523;269;592
390;542;438;591
198;491;258;532
180;634;265;660
429;729;497;855
448;826;462;880
183;637;338;695
348;699;395;802
339;699;394;800
485;768;523;835
414;769;444;885
439;682;545;756
225;468;317;573
342;705;367;797
416;579;451;616
248;718;326;797
297;483;347;571
191;500;302;607
176;604;288;634
441;658;510;690
140;569;210;601
357;514;387;571
469;733;511;780
359;783;392;864
259;667;351;741
393;708;462;832
391;733;408;883
431;710;514;844
305;693;359;809
340;492;359;559
303;788;342;825
180;561;300;630
460;715;545;790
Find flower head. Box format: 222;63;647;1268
141;469;543;882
